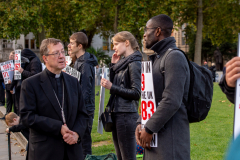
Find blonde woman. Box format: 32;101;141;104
101;31;142;160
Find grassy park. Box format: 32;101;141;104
92;83;234;160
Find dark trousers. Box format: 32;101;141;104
112;112;139;160
14;87;21;115
0;84;5;104
82;112;94;158
6;90;15;114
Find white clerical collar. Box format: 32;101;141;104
55;74;60;78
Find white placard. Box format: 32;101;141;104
65;65;81;81
65;56;72;66
234;33;240;140
0;60;14;84
14;50;21;80
97;66;106;134
141;61;157;147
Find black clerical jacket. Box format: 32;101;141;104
20;69;89;160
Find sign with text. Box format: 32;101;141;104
98;66;106;134
141;61;157;147
65;56;72;66
0;60;14;84
65;65;81;81
234;33;240;140
14;50;21;80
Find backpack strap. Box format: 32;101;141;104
160;48;190;107
159;48;173;74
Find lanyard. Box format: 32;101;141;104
53;80;66;124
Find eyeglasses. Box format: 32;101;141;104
144;26;173;33
144;27;159;33
46;50;65;57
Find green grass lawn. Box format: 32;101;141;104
92;83;234;160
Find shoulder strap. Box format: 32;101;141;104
160;48;190;107
159;48;173;74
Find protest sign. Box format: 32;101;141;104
0;60;14;84
14;49;21;80
65;65;81;81
65;56;72;66
97;66;106;134
141;61;157;147
234;33;240;140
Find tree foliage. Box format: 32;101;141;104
86;46;111;66
1;0;240;63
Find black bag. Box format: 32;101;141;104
160;48;213;123
85;153;117;160
100;106;113;132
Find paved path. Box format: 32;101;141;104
0;106;26;160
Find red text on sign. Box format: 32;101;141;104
141;73;145;91
2;64;11;70
2;72;9;78
141;100;155;120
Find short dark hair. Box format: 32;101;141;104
70;32;88;50
150;14;173;37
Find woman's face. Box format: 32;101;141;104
69;51;76;59
113;40;127;57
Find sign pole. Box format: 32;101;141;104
234;33;240;140
97;67;106;134
7;132;11;160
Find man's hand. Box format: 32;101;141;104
140;128;153;150
10;90;14;94
6;128;9;133
63;131;79;145
18;67;24;73
101;78;112;90
61;124;70;136
135;124;141;145
225;57;240;87
8;80;11;84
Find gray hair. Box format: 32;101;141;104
40;38;63;56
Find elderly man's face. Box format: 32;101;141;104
45;43;66;73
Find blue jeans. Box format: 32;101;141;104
112;112;139;160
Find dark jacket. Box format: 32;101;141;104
0;71;3;83
9;121;29;141
138;37;190;160
109;51;142;113
21;48;42;81
209;65;216;78
74;52;98;112
219;75;235;103
20;69;89;160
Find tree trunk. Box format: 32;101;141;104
38;25;45;62
194;0;203;65
114;0;119;33
86;28;96;48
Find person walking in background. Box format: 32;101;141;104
135;14;190;160
101;31;142;160
0;69;5;106
10;49;42;115
68;32;98;158
202;61;208;69
5;51;15;113
209;63;216;82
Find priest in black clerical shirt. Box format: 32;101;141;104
20;38;89;160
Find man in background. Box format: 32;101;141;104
68;32;98;158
